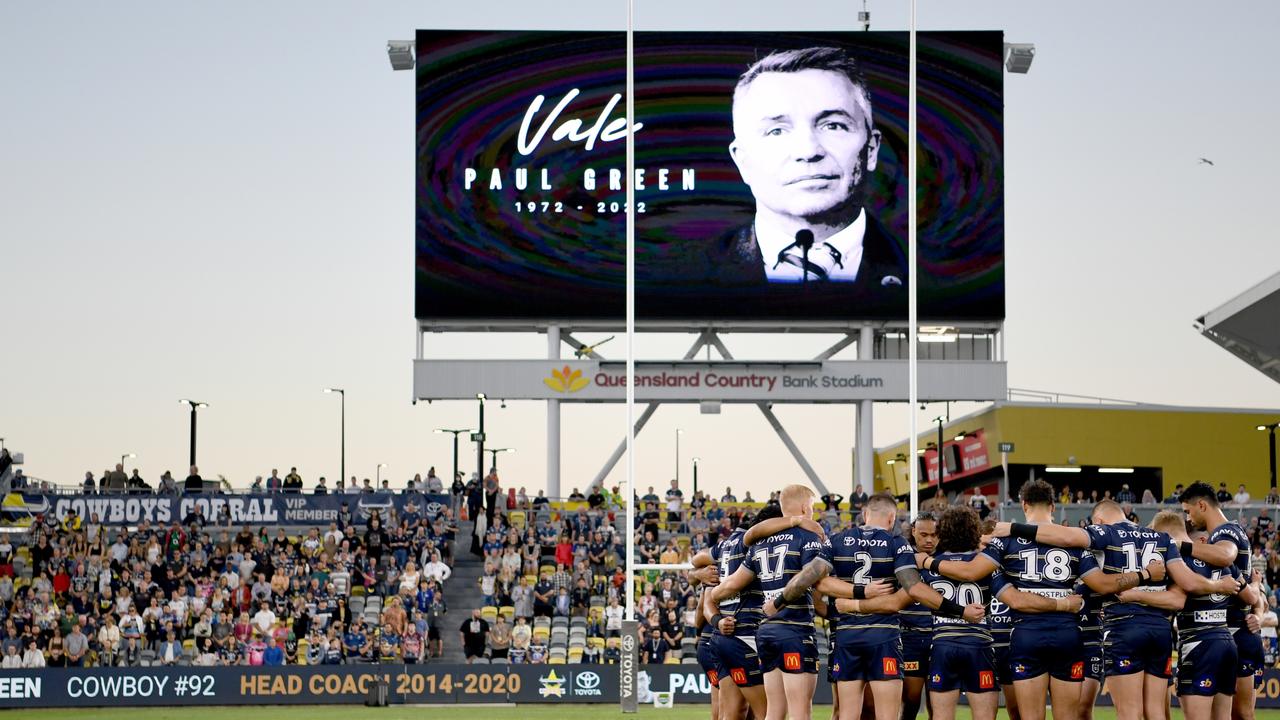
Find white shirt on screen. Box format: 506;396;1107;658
758;208;866;283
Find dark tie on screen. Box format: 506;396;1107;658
773;242;844;281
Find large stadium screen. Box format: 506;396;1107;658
416;30;1004;322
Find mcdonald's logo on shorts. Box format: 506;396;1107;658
978;670;995;689
1165;658;1174;676
707;670;719;686
883;658;899;676
784;652;802;671
731;668;748;685
1070;662;1084;679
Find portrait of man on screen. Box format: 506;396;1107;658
709;46;907;292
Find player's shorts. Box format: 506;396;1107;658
992;643;1014;687
1177;633;1238;697
1010;623;1085;683
710;633;765;687
1103;619;1173;678
928;641;998;694
756;622;818;675
901;631;931;678
830;631;903;682
696;634;720;687
1233;627;1266;685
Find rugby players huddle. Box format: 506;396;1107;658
686;480;1265;720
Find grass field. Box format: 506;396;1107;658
7;707;1280;720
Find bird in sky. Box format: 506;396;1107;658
1198;157;1215;166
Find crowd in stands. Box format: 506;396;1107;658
9;461;1280;670
0;465;512;668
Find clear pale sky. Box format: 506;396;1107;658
3;0;1279;501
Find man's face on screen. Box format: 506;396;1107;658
731;69;879;222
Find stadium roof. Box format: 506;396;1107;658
1196;270;1280;385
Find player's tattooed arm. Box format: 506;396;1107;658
778;557;832;605
1080;560;1165;594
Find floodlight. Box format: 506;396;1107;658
388;41;415;71
1004;43;1035;74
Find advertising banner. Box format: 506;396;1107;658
413;359;1007;403
4;492;453;527
416;30;1005;323
4;665;1280;708
923;429;992;485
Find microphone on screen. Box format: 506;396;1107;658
795;229;815;284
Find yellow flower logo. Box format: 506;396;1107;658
544;365;589;393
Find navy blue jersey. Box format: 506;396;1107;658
1177;558;1241;642
1075;555;1104;642
742;527;829;628
711;529;764;634
987;593;1013;649
901;599;933;634
1082;522;1182;623
828;526;915;639
983;535;1082;627
921;551;999;646
1206;522;1250;628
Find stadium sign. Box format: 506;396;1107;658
414;360;1007;403
2;666;1280;708
5;492;453;527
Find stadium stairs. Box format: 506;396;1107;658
436;534;488;664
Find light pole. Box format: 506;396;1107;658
476;394;486;481
486;448;515;471
1258;423;1279;489
324;389;345;491
932;416;946;486
377;463;387;485
692;457;700;496
435;428;473;490
675;428;683;486
178;400;208;467
121;452;136;468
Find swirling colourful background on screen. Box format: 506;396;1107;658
416;30;1003;322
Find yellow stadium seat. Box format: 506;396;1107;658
481;606;498;622
524;575;537;586
510;511;526;529
549;657;566;664
589;637;606;649
499;606;515;620
664;657;681;664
